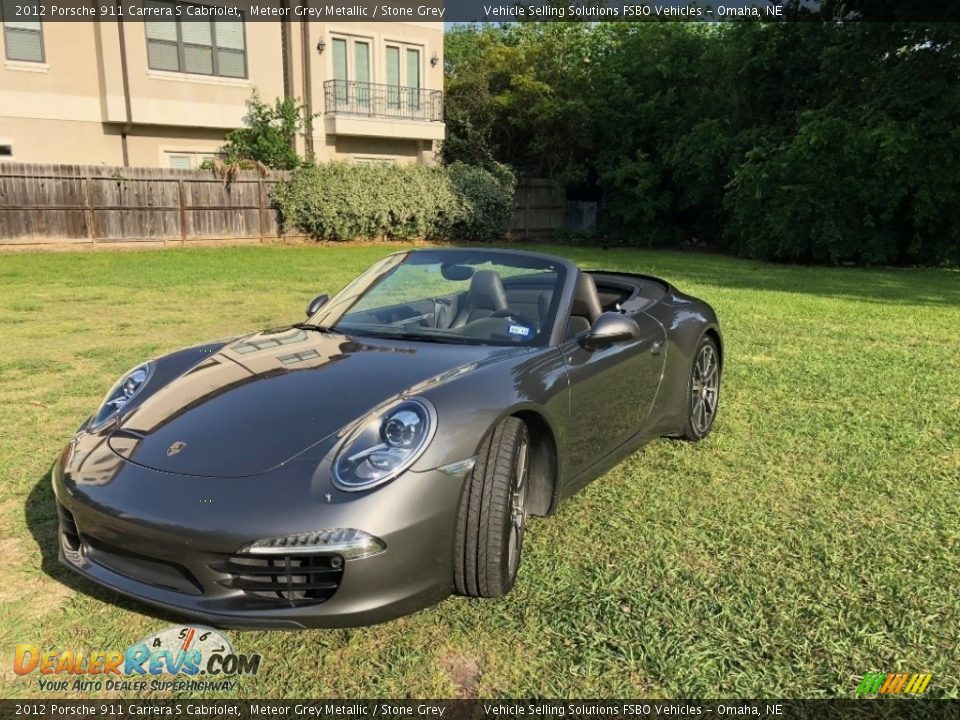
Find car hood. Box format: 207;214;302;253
108;327;517;478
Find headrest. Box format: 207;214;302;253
571;272;602;324
467;270;508;312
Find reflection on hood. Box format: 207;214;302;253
106;326;511;478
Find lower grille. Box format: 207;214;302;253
212;554;343;606
83;535;203;596
56;504;81;552
58;503;202;596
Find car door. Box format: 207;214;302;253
560;312;666;480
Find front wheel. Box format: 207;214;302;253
453;417;530;598
681;336;721;441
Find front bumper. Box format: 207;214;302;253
52;442;464;629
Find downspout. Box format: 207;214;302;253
280;8;293;100
300;17;314;158
280;9;298;158
116;3;133;167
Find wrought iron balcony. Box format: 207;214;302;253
323;80;443;123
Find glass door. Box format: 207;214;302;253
386;43;422;117
331;35;372;112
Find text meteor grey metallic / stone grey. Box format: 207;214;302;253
53;248;722;628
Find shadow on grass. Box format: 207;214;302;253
25;468;191;627
558;246;960;308
675;260;960;308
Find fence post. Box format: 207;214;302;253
178;178;187;244
258;177;266;243
83;167;96;246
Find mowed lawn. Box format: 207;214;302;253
0;244;958;699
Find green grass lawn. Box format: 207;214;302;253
1;244;958;699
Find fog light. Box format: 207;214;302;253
239;528;385;560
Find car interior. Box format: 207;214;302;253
338;267;667;345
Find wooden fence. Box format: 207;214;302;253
508;178;565;241
0;163;564;247
0;163;289;246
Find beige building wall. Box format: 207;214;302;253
0;22;115;163
0;16;443;167
287;20;444;164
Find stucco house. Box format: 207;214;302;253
0;4;444;167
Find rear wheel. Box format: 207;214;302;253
454;417;530;598
681;336;720;441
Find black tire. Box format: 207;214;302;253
681;335;721;441
453;417;530;598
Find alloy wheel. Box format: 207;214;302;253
690;343;720;435
507;438;529;577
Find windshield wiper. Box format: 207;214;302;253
356;329;476;345
292;322;336;333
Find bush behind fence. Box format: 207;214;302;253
0;162;562;247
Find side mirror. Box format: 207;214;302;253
306;293;329;317
582;312;641;351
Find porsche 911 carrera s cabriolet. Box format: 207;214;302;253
52;248;722;628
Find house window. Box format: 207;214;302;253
353;156;395;165
0;144;12;156
2;0;45;63
166;151;218;169
386;43;422;112
331;35;372;109
145;1;246;78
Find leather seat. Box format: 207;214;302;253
567;272;603;337
450;270;509;327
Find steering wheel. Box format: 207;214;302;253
490;308;538;330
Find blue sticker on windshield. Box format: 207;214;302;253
508;324;531;337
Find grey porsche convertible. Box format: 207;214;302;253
52;248;722;628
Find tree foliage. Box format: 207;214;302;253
443;19;960;265
219;91;308;171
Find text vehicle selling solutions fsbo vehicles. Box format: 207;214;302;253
53;249;722;628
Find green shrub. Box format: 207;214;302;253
220;91;307;171
446;161;516;242
272;161;515;242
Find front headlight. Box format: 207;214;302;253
91;362;153;428
332;398;436;491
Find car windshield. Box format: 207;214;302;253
310;251;566;346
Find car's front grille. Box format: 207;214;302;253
56;503;81;552
212;554;344;606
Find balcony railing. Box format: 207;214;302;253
323;80;443;123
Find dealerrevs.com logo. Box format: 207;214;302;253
855;672;933;696
14;626;261;693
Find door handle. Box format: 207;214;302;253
650;340;664;355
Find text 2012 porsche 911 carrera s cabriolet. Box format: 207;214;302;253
52;248;722;628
